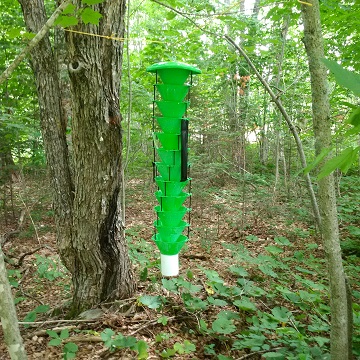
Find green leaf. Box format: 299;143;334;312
82;0;104;4
233;297;257;312
246;235;259;242
160;348;176;358
60;329;69;339
63;4;76;15
7;28;22;38
271;306;291;323
303;147;331;175
258;265;278;278
139;266;148;281
229;265;249;277
211;317;236;334
207;297;228;307
322;58;360;96
81;7;102;25
100;328;115;344
64;342;78;353
157;315;169;325
318;147;360;179
265;245;284;254
34;304;50;313
23;311;36;323
263;352;285;359
274;236;292;246
139;295;163;309
46;330;59;339
177;278;202;293
55;15;79;28
347;107;360;128
218;356;233;360
113;335;137;349
49;338;62;346
182;293;208;311
162;278;178;293
135;340;148;360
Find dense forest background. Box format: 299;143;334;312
0;0;360;359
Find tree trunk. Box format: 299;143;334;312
65;0;135;313
301;1;352;358
19;0;135;315
18;0;75;270
0;245;27;360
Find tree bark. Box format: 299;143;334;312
301;1;352;358
65;0;135;313
0;245;28;360
18;0;75;271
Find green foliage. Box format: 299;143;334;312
138;295;164;309
100;328;148;359
23;304;50;327
47;329;78;360
34;254;67;281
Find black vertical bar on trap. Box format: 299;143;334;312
152;72;157;182
180;119;188;182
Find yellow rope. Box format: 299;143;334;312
298;0;313;6
64;28;162;43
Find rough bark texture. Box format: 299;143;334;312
66;0;135;312
301;1;352;358
18;0;75;271
0;245;28;360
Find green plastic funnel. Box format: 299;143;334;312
156;101;188;118
155;162;181;181
156;117;184;134
155;133;180;150
154;205;189;227
152;234;188;255
155;190;190;211
155;177;189;196
146;62;201;85
156;84;190;102
156;148;181;166
154;220;189;242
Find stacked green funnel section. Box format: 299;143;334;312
147;61;201;276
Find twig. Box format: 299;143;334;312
129;316;176;336
19;319;98;326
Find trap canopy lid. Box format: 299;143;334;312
146;61;201;74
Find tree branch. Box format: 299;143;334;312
0;0;71;86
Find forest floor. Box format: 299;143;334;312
1;171;359;359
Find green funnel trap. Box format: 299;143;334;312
155;162;181;181
155;177;190;196
152;234;188;255
155;190;190;211
155;148;181;166
154;220;189;242
154;205;189;227
156;117;185;134
147;61;200;276
156;101;188;118
154;133;180;150
156;84;190;102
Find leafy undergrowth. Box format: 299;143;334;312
1;174;360;359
